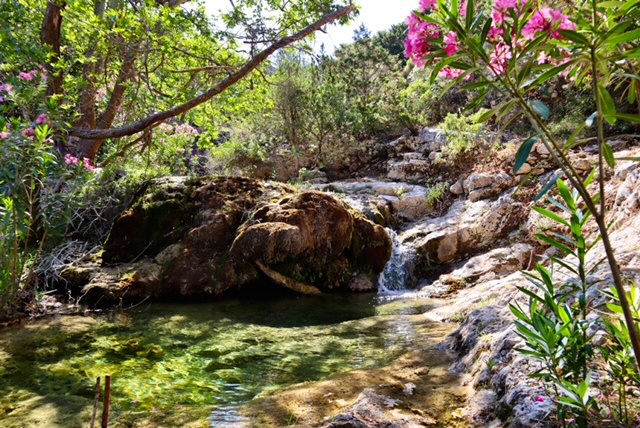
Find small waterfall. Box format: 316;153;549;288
378;228;415;294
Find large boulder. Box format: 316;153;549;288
65;177;391;305
231;192;392;292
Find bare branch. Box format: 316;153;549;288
69;5;356;140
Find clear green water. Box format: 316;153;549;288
0;294;448;427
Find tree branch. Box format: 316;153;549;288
69;4;356;140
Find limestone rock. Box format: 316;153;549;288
463;172;514;202
449;180;464;195
400;197;527;280
514;162;531;175
387;159;431;181
440;244;532;287
323;388;432;428
315;181;436;222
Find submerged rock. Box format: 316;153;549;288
64;177;391;305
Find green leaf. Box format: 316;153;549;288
535;175;559;201
599;86;617;125
522;61;574;91
557;29;589;45
605;28;640;45
535;233;575;256
529;100;550;120
614;113;640;123
514;135;539;174
556;179;577;211
532;206;569;227
602;143;616;168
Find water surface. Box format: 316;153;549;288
0;294;455;427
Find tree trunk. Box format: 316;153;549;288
41;1;66;96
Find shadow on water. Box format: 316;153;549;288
0;292;446;427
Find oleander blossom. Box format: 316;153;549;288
21;128;35;140
419;0;437;11
405;12;441;68
439;67;465;79
489;43;513;76
82;158;95;172
64;154;79;166
35;113;48;125
522;8;576;40
0;83;13;93
488;26;504;42
444;32;460;56
0;132;9;140
18;70;38;81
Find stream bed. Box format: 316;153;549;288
0;294;465;427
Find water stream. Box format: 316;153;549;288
0;294;460;427
378;228;416;294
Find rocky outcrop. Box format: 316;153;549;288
419;152;640;427
399;196;527;282
61;177;392;305
314;180;437;222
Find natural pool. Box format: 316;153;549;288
0;294;461;427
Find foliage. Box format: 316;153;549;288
510;179;599;426
0;68;92;312
405;0;640;424
425;181;449;207
438;110;487;164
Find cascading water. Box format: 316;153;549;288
378;228;415;294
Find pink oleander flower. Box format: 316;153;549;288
444;31;460;56
439;67;465;79
492;10;504;25
459;0;468;17
405;13;441;67
495;0;517;11
0;83;13;93
35;113;48;125
489;43;513;76
82;157;95;172
419;0;437;11
64;154;79;166
21;128;35;140
522;8;576;40
488;26;504;42
535;395;546;403
537;51;549;64
18;70;38;81
0;132;9;140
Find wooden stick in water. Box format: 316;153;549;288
90;376;101;428
101;375;111;428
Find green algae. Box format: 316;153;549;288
0;295;453;427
